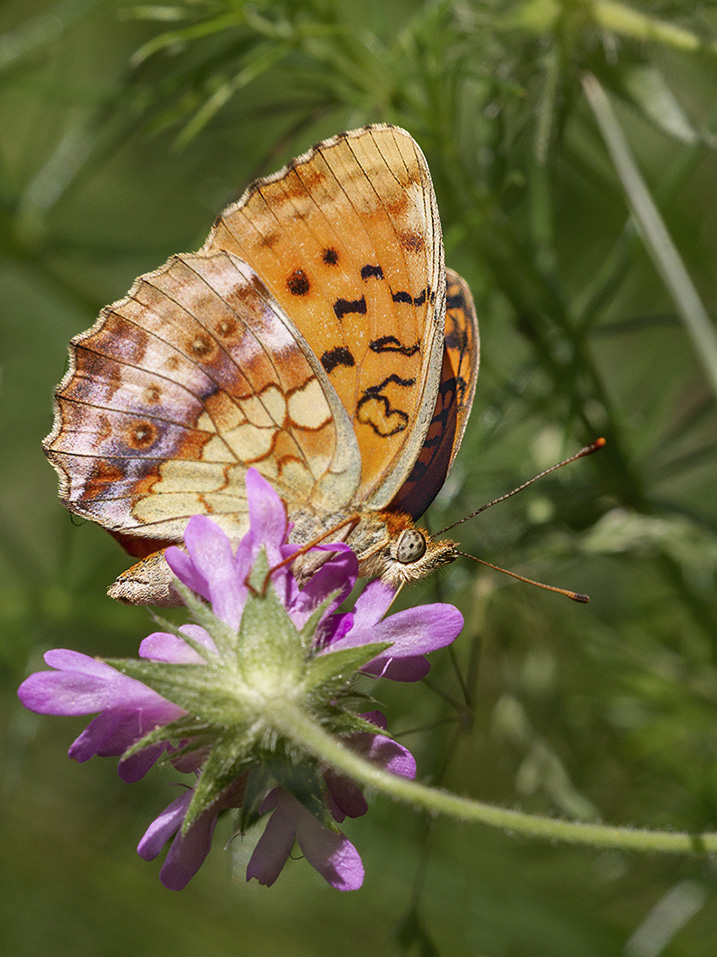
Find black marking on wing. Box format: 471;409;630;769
356;374;415;437
369;336;420;357
321;346;356;374
334;296;367;320
323;247;339;265
287;269;310;296
361;264;384;280
391;286;429;306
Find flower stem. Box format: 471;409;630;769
272;701;717;856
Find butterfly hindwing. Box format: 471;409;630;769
389;268;479;519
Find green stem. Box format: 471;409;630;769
272;700;717;855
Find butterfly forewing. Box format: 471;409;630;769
206;125;446;508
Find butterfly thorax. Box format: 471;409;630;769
290;506;458;589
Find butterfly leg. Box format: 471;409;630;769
258;514;363;595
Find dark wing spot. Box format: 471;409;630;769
323;247;339;265
334;296;367;320
413;288;427;307
189;334;213;357
144;385;162;405
128;421;157;449
287;269;311;296
369;336;419;357
401;231;425;253
217;318;237;337
446;293;464;310
361;264;384;280
259;231;281;249
321;346;356;374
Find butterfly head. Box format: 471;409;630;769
356;512;458;589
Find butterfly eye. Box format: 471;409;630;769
396;528;427;564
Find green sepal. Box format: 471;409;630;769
119;715;216;760
297;587;344;648
304;640;392;689
245;547;271;594
174;582;237;659
105;658;246;725
266;758;336;830
237;766;275;834
148;609;220;664
320;708;394;740
182;731;255;832
237;578;304;680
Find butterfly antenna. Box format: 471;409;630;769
436;438;605;535
456;552;589;602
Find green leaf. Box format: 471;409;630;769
618;62;700;145
583;73;717;398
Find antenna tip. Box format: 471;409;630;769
594;436;606;449
571;592;590;603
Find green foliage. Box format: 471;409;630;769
2;0;717;953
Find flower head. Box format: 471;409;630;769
19;469;463;890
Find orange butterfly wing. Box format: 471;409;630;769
205;124;446;508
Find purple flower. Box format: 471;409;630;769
19;468;463;891
162;470;463;681
246;789;364;891
17;649;185;782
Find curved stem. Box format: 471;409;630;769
272;700;717;856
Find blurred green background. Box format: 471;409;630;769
2;1;717;954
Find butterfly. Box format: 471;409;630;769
44;124;479;605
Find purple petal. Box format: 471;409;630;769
289;545;357;628
118;743;169;783
246;790;295;887
138;788;193;859
245;469;289;566
361;655;431;682
140;625;216;664
18;650;168;716
324;770;367;819
168;516;245;629
68;701;183;765
291;800;364;891
164;546;209;601
351;580;396;625
325;715;416;817
159;810;218;891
